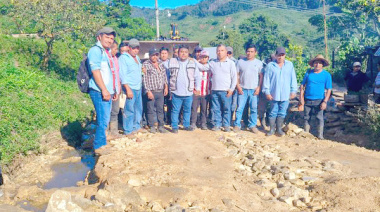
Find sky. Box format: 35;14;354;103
130;0;203;9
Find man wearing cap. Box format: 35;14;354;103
87;27;119;150
119;38;144;136
298;55;332;139
143;48;169;133
233;44;263;133
262;47;297;136
193;46;203;61
168;45;201;133
344;62;370;93
191;50;211;130
209;44;237;132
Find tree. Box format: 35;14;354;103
11;0;105;69
239;14;289;58
209;29;245;57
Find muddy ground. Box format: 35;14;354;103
0;124;380;212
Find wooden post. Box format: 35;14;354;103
155;0;160;39
323;0;329;60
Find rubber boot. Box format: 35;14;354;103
317;123;324;140
304;121;310;133
276;117;285;136
259;116;267;130
107;120;121;141
266;118;276;136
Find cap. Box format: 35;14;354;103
353;62;361;67
199;50;209;58
128;39;140;48
149;48;159;56
194;46;203;52
96;27;116;37
275;47;286;55
226;46;233;53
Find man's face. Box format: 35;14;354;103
129;46;140;57
179;48;189;60
313;61;323;70
195;51;201;59
276;53;286;64
150;53;159;63
199;56;209;64
174;48;179;57
120;46;129;54
227;51;233;58
110;44;118;57
217;46;227;60
160;50;169;61
246;48;257;60
98;34;114;49
353;65;361;72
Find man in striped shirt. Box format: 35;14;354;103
142;48;169;133
191;50;211;130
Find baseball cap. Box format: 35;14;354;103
199;50;209;58
353;62;361;67
275;47;286;55
226;46;233;53
128;39;140;48
96;27;116;37
194;46;203;52
149;48;159;56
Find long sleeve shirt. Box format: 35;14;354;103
118;52;142;90
172;59;201;96
196;61;212;96
209;58;237;91
262;60;297;101
142;60;168;92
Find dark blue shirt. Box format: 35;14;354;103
301;69;332;100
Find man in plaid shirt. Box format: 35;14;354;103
142;48;169;133
191;50;211;130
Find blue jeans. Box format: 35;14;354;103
171;94;193;130
89;89;112;149
123;89;143;135
234;89;258;128
269;100;289;118
211;91;232;128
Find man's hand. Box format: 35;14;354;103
102;90;111;101
147;91;154;100
254;87;260;96
320;101;327;110
112;93;119;102
266;94;273;101
226;90;233;97
126;87;134;99
142;66;147;74
290;93;296;100
237;86;244;95
194;90;201;96
164;87;168;96
298;103;304;112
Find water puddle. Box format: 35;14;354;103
17;200;47;212
43;151;96;189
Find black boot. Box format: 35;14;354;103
317;123;324;140
266;118;276;136
304;121;310;133
259;116;267;130
276;117;285;136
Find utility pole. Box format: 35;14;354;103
323;0;329;60
155;0;160;39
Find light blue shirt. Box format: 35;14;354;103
262;60;297;101
119;52;142;90
87;41;117;95
172;59;201;96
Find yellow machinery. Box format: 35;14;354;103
170;23;181;40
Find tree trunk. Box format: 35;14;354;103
42;37;54;70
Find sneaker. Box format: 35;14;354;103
201;124;208;130
158;126;168;133
149;127;156;134
184;126;195;131
172;128;179;134
211;127;221;131
233;126;241;132
250;127;259;134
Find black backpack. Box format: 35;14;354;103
77;46;102;93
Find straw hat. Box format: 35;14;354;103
308;54;329;67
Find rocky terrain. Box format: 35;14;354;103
1;123;380;212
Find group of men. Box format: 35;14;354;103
88;27;334;151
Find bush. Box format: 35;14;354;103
357;106;380;146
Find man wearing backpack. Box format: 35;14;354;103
87;27;119;151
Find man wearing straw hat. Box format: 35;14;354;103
298;54;332;140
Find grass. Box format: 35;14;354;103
0;35;93;165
